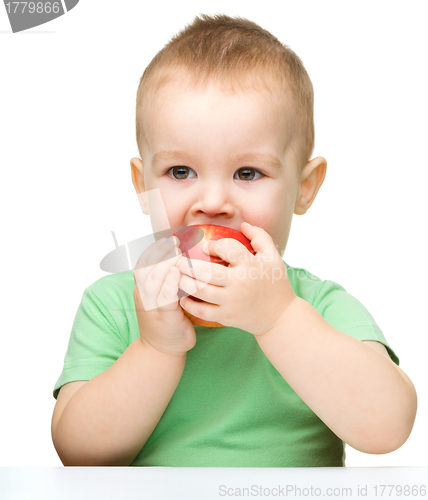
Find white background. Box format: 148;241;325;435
0;0;427;469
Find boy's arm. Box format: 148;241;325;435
255;297;417;454
52;338;186;466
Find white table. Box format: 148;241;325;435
1;467;427;499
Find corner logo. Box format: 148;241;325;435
3;0;79;33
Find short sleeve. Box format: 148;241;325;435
312;279;399;366
52;286;129;400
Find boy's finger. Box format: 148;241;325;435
142;253;183;311
157;267;181;308
178;256;229;285
134;240;180;284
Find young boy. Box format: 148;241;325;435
51;14;417;467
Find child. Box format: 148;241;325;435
51;14;417;467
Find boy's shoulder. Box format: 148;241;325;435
284;261;342;303
82;271;135;310
88;270;134;290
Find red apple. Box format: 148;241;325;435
174;224;256;327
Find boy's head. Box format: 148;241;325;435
131;14;326;256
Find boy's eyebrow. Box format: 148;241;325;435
233;152;283;169
151;151;196;168
151;150;283;168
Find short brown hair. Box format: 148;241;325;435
135;14;314;171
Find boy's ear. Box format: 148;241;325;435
130;157;149;215
294;156;327;215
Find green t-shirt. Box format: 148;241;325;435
53;262;399;467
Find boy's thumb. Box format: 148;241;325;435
241;222;276;256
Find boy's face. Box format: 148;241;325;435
131;79;325;257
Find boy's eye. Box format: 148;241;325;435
168;166;195;180
236;168;264;181
166;166;264;181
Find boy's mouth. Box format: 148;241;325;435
186;223;241;232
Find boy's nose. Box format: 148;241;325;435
195;182;235;218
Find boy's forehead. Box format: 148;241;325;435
140;70;299;167
151;88;285;138
144;76;294;141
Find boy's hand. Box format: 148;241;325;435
176;222;297;336
133;236;196;356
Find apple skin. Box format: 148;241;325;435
174;224;256;327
